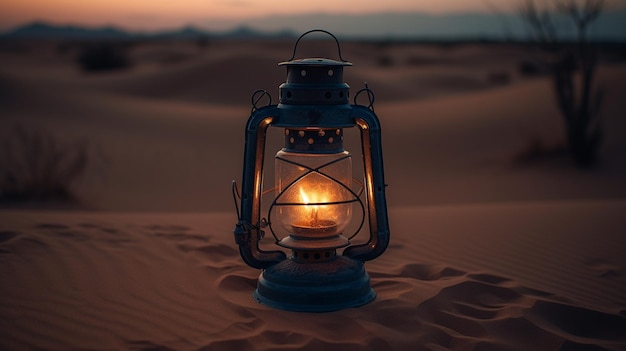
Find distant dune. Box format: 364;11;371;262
1;38;625;211
3;7;626;40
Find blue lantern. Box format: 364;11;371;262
233;30;390;312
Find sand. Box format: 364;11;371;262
1;204;625;350
1;38;626;350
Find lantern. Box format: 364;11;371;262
233;30;389;312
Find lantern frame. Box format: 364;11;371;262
233;30;390;311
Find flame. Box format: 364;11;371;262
299;186;329;205
299;187;310;204
299;186;323;226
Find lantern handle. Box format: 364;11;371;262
287;29;348;62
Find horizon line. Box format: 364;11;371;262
2;5;626;32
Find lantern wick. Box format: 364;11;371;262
311;206;319;227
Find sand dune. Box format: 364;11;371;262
2;53;625;211
1;204;624;350
1;39;626;350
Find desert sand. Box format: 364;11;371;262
1;38;625;350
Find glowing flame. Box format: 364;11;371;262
299;187;324;227
299;187;311;204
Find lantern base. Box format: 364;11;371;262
253;255;375;312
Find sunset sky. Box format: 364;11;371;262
1;0;624;32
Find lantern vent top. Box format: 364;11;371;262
277;30;352;106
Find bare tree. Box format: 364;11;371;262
520;0;604;167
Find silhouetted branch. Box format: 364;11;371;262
519;0;605;167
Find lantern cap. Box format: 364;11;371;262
279;58;352;67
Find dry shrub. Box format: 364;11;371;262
77;41;131;72
0;126;89;203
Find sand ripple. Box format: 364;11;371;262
0;212;624;351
